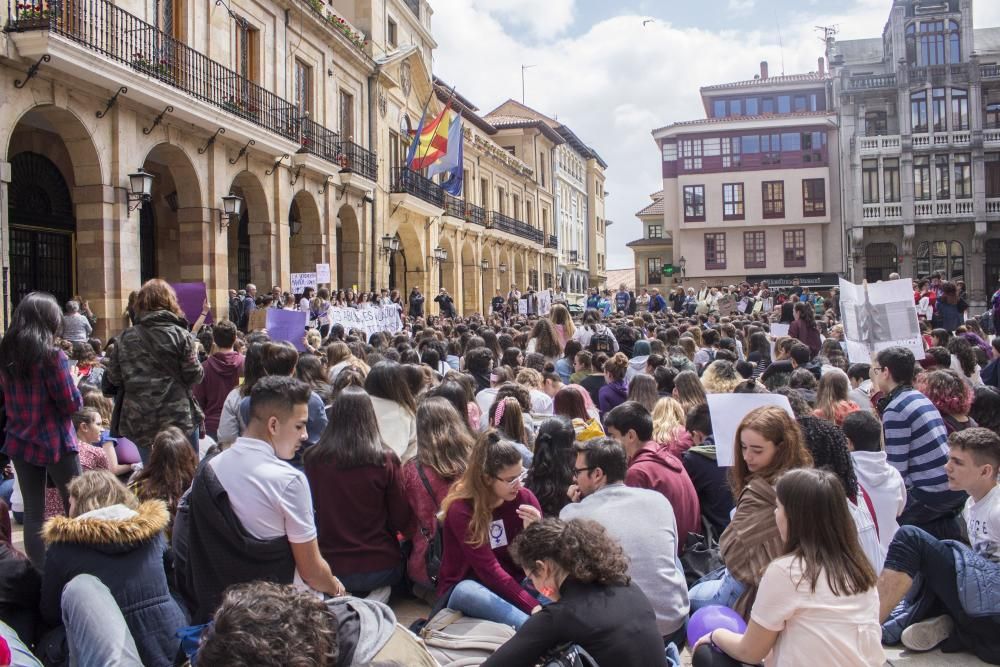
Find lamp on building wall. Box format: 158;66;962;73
127;168;154;212
220;193;243;229
499;262;508;274
433;246;448;263
481;259;490;272
380;234;400;258
677;255;687;279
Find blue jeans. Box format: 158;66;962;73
0;477;14;506
447;580;531;629
898;487;967;541
61;574;142;667
0;620;43;667
884;526;1000;663
339;565;403;597
687;568;746;613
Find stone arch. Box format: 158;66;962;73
514;252;526;290
289;189;324;275
498;247;512;293
227;171;270;289
439;235;457;303
336;203;362;290
461;239;479;315
6;105;108;326
394;222;425;299
139;142;205;284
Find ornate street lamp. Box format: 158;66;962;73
127;168;154;212
433;246;448;263
220;192;243;229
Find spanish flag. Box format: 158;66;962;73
407;103;453;170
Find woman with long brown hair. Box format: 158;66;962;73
692;468;882;666
813;369;861;427
129;425;198;533
437;431;543;629
525;318;562;361
788;301;821;358
105;279;204;464
673;369;707;413
402;396;475;599
688;406;813;617
482;519;668;666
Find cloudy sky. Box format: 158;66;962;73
430;0;1000;269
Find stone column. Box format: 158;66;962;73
0;160;10;332
75;183;126;340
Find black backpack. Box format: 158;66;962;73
589;328;615;355
417;464;445;585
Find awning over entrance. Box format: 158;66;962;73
748;272;843;289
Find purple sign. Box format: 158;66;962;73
266;309;308;351
171;282;213;326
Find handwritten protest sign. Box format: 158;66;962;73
770;323;790;338
716;294;736;315
315;263;331;284
171;282;212;325
538;290;552;316
839;277;923;363
290;272;318;295
266;309;308;351
707;393;795;467
327;304;403;338
518;299;529;315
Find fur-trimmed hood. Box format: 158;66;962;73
42;500;169;553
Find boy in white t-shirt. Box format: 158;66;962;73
876;428;1000;663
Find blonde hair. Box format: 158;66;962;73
515;367;543;389
702;360;744;394
652;397;686;443
549;304;576;341
68;470;139;517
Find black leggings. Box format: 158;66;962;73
12;453;81;567
691;645;759;667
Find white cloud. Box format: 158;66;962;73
431;1;1000;270
728;0;755;13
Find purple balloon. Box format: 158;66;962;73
687;605;748;648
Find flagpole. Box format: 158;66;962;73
405;89;437;168
415;85;457;170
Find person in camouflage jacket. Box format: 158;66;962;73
106;280;204;456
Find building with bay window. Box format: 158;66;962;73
632;60;843;289
828;0;1000;304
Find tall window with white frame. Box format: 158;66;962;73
952;89;969;130
684;185;705;222
647;257;662;284
883;159;901;202
862;160;880;204
722;183;744;220
954;154;972;199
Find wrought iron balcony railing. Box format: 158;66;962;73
338;140;377;181
488;211;543;244
5;0;375;172
442;195;486;226
391;167;444;208
545;234;558;249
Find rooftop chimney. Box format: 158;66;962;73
818;57;826;76
760;61;769;79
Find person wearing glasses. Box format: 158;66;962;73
871;346;966;541
560;437;688;649
437;431;543;628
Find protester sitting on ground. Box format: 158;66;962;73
760;337;797;390
192;319;243;440
947;336;983;387
482;518;672;667
683;403;735;536
128;426;197;538
524;417;576;518
812;369;861;426
474;365;513;419
295;353;334;406
554;339;581;384
598;352;630;414
44;408;110;520
578;352;609;407
402;397;473;600
626;373;659;413
688;406;813;616
847;362;875;412
673;369;707;413
970;386;1000;432
365;361;418;462
560;437;689;646
196;581;438;667
0;497;40;648
515;367;555;415
0;292;84;567
106;279;205;460
437;432;543;629
872;346;967;540
41;470;186;667
174;376;346;624
486;397;534;467
304;386;413;598
652;396;693;457
691;468;883;667
746;331;771;379
525;317;563;362
701;360;744;394
916;368;978;434
626;339;652;382
603;401;700;551
877;428;1000;663
842;411;906;554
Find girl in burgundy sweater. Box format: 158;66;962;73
438;431;543;628
304;387;414;596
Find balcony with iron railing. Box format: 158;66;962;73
545;234;558;249
4;0;375;173
442;195;486;226
391;167;444;208
487;211;543;244
983;64;1000;79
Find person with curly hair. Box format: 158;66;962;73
482;518;671;667
701;360;745;394
197;581;437;666
946;337;983;388
916;369;977;434
524;417;576;518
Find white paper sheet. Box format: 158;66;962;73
706;393;795;467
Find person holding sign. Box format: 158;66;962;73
688;407;812;617
788;302;821;359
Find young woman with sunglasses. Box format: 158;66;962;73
437;431;543;628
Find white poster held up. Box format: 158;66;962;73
290;272;318;295
770;323;790;338
518;299;529;315
706;393;795;467
538;289;552;316
838;277;924;363
315;263;331;284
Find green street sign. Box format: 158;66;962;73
662;264;675;275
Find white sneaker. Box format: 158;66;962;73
366;586;392;604
901;614;954;652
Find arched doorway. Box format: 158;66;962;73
461;240;478;315
864;242;899;283
138;143;202;284
440;237;456;301
514;252;526;291
336;204;362;290
289;190;323;275
227;171;269;289
9;152;75;306
987;239;1000;296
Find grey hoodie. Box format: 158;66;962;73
328;596;398;665
626;356;649;383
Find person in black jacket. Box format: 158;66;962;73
434;288;457;319
483;518;670;667
408;287;425;319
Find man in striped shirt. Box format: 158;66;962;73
873;346;968;540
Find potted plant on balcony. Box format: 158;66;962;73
131;53;173;81
222;96;260;120
324;12;365;49
15;2;52;25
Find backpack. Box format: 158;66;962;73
229;296;244;328
417;464;445;586
420;608;516;667
588;328;615;355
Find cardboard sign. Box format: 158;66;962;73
290;272;318;295
770;323;790;338
266;308;308;351
327;304;404;338
518;299;528;315
171;282;213;325
839;278;923;363
248;308;268;332
716;294;736;315
538;289;552;316
316;263;331;284
707;393;795;467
